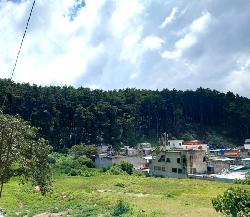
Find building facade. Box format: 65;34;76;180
149;149;207;178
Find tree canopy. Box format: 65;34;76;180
0;113;52;197
0;79;250;150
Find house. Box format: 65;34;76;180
94;154;147;170
149;149;207;178
182;140;209;151
244;139;250;150
242;158;250;168
224;149;241;158
207;157;235;174
137;143;151;149
167;140;184;149
125;147;139;156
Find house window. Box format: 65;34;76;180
191;168;197;173
178;169;182;174
154;166;161;171
182;157;186;164
179;143;182;146
166;158;171;163
162;167;166;171
172;168;177;173
158;155;165;162
203;157;206;162
177;158;181;164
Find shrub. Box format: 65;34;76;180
233;173;250;185
112;200;131;216
119;161;133;175
69;144;98;158
212;187;250;217
133;170;146;177
106;165;127;175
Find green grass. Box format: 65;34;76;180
0;174;250;216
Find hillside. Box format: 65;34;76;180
0;79;250;150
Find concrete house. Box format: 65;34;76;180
149;149;207;178
167;140;183;149
94;154;147;170
244;139;250;150
207;157;235;174
242;158;250;168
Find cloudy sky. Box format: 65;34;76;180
1;0;250;97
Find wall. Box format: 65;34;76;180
149;151;188;178
95;156;146;170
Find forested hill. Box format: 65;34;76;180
0;79;249;150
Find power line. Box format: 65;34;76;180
11;0;36;80
1;0;36;110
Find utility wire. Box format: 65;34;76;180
11;0;36;80
1;0;36;110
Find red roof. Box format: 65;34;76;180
183;140;202;145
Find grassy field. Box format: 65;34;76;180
0;174;250;217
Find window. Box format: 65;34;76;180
179;143;182;146
182;157;186;164
154;166;161;171
166;158;171;163
172;168;177;173
158;155;165;162
178;169;182;174
203;157;206;162
177;158;181;163
162;167;166;171
191;168;197;173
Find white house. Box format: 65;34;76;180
242;158;250;168
167;140;184;149
244;139;250;150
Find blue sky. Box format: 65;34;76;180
1;0;250;97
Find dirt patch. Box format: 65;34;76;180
33;212;68;217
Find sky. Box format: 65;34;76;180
1;0;250;97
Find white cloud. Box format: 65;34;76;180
160;7;178;29
161;12;211;60
142;36;164;50
1;0;250;97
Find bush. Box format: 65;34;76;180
212;187;250;217
69;144;98;158
234;172;250;185
50;152;95;176
119;161;133;175
106;165;127;175
133;170;146;177
112;200;131;216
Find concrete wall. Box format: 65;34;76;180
186;150;207;174
149;149;207;178
149;151;188;178
95;156;146;170
208;161;230;174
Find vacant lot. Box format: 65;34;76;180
1;174;250;216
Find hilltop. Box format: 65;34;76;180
0;79;250;150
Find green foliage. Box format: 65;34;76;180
106;165;127;175
118;161;134;175
69;144;98;158
106;161;133;175
234;173;250;185
51;152;98;177
212;188;250;217
31;138;53;195
133;170;146;177
0;113;52;197
1;79;250;150
112;200;131;216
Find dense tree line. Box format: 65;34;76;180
0;79;249;150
